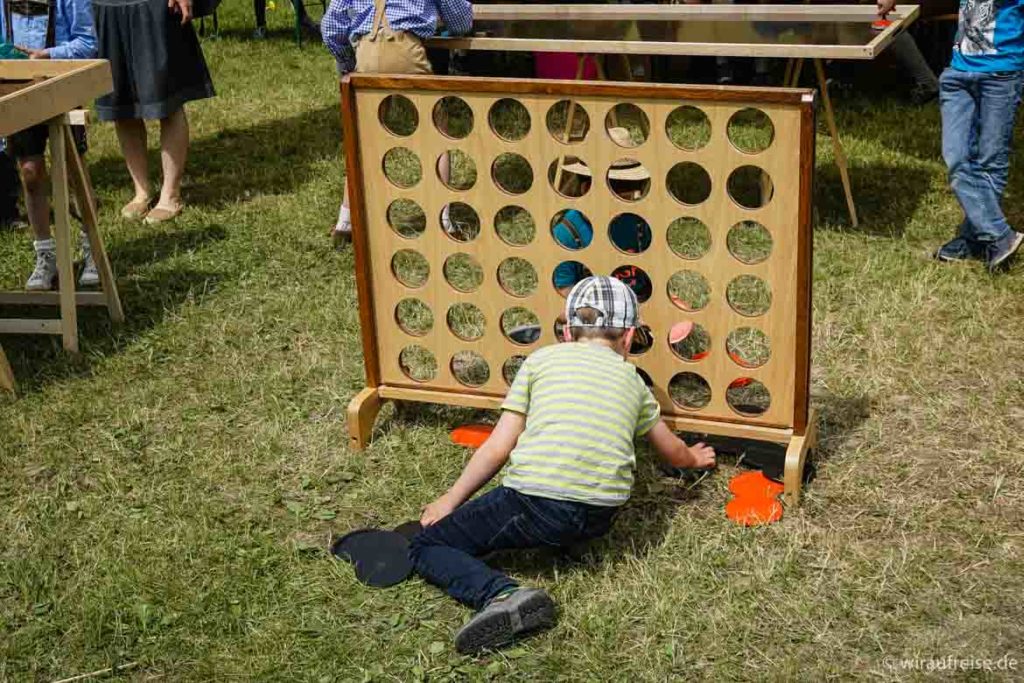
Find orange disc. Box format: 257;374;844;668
669;320;694;344
450;424;494;449
726;497;783;526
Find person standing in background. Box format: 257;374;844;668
92;0;215;224
1;0;99;289
882;0;1024;270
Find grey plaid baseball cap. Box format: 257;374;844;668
565;276;639;330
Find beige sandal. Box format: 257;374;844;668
143;205;183;225
121;197;153;220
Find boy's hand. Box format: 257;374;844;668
687;442;716;469
876;0;897;18
16;46;49;59
421;492;460;526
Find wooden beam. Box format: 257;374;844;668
0;291;108;307
48;118;78;353
467;4;919;23
0;343;14;394
0;319;64;335
0;61;111;137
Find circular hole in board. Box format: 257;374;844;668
495;206;536;246
451;350;490;387
553;315;567;343
726;327;771;369
667;162;711;206
727;108;774;154
606;159;651;202
666;105;711;151
443;253;483;293
668;270;710;312
395;298;433;336
378;94;418;137
447;302;486;341
726;275;772;317
608;213;652;255
546;100;590;143
636;367;654;388
726;378;771;416
612;264;653;303
667;217;711;260
399;345;437;382
501;307;541;345
551;209;593;252
553;260;592;297
433;96;473;139
670;323;711;362
548;157;592;198
503;355;528;386
440;150;477;191
489;98;531;142
727;221;772;264
387;198;426;239
492;153;533;195
728;165;774;210
498;257;538;297
669;372;712;411
605;105;649;148
392;249;429;288
442;202;480;242
383;147;422;189
630;324;654;356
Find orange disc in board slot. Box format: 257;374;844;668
450;424;494;449
725;471;784;526
871;19;892;30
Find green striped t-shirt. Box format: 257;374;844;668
501;342;662;507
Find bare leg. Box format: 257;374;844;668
114;118;151;203
157;108;189;211
19;156;51;241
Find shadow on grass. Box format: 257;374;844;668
88;105;340;211
0;223;228;394
815;161;932;237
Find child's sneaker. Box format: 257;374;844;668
454;588;556;654
26;245;57;291
78;232;100;287
934;236;980;262
986;230;1023;272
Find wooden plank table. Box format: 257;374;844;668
428;4;922;227
0;60;123;392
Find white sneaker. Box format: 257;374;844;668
79;234;99;287
26;249;58;291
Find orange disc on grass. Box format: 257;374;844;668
726;471;784;526
450;424;494;449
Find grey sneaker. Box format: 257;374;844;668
26;249;58;291
986;230;1024;272
935;236;982;263
79;233;100;287
454;588;556;654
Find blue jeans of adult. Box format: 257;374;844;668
409;486;617;610
940;68;1024;248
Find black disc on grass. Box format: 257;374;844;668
393;520;424;541
331;529;412;588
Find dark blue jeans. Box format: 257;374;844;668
409;486;617;610
940;68;1024;246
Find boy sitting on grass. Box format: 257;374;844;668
410;276;716;654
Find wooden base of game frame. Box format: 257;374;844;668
348;387;818;507
0;116;124;393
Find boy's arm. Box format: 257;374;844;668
322;0;354;63
646;421;716;470
436;0;472;36
36;0;96;59
420;410;526;526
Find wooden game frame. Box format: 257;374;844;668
342;74;819;504
0;60;123;386
427;4;920;60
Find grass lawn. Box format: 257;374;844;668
3;9;1024;681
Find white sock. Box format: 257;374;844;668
441;204;452;230
34;238;55;253
337;203;351;231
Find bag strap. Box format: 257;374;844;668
369;0;391;38
45;0;54;49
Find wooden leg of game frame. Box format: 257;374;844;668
48;118;78;353
0;343;14;394
348;387;383;451
64;125;124;324
814;58;859;228
783;408;818;507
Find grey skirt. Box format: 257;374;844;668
93;0;215;121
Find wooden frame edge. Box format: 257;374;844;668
340;76;382;388
792;95;816;436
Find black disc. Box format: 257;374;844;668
331;529;412;588
393;520;423;540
